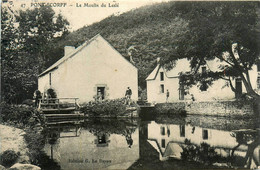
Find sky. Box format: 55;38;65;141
3;0;169;31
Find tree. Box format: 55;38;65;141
1;7;23;103
1;6;69;103
16;6;69;72
161;2;260;101
230;130;259;168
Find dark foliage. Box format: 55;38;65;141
1;6;69;104
0;150;19;167
80;99;127;117
46;88;57;98
181;139;220;165
154;103;187;117
0;102;40;128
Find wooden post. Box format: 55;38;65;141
51;145;53;160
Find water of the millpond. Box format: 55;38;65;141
43;115;259;170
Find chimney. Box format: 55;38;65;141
64;46;75;56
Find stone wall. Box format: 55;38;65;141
155;100;255;117
186;100;255;117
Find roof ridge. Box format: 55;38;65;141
38;34;102;77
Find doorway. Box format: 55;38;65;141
97;87;105;100
179;84;185;100
235;79;242;98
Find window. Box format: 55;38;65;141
97;87;105;100
160;84;164;93
179;83;185;100
202;129;208;140
257;77;260;89
161;139;165;148
98;134;107;144
160;126;165;135
202;66;206;74
235;79;242;98
200;81;207;91
180;125;185;137
160;72;164;81
49;73;52;85
257;62;260;72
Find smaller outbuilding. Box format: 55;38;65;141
146;58;260;103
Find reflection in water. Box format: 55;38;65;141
43;116;259;169
44;119;139;170
230;130;259;168
147;120;259;169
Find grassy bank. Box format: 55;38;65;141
0;102;60;169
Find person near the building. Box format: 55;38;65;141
125;87;132;105
97;89;103;102
166;89;170;103
33;90;42;108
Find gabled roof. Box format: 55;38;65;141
39;34;136;77
147;139;182;159
146;59;191;81
163;143;182;159
146;64;161;80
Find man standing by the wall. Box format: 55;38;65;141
125;87;132;105
166;89;170;103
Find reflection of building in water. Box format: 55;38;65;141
95;134;110;147
44;126;139;170
46;124;82;160
147;121;259;167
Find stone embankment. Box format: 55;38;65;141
0;124;40;170
155;100;256;117
185;100;255;116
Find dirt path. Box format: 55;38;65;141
0;124;30;163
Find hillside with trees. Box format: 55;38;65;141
43;2;189;92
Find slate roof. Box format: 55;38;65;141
39;34;137;77
146;59;191;80
39;34;101;77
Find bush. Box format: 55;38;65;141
80;99;127;117
24;128;46;165
46;88;57;98
0;150;19;167
22;99;34;106
0;102;40;127
154;103;187;117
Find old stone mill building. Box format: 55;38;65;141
38;34;138;103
